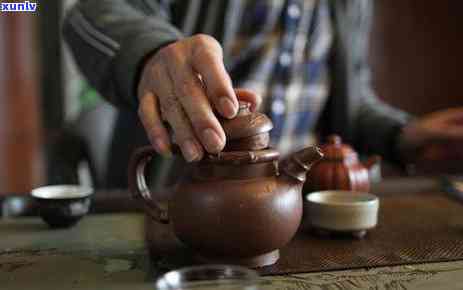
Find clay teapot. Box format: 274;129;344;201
306;135;381;193
128;102;323;267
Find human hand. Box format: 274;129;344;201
399;107;463;170
137;34;261;162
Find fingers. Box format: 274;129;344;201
154;77;205;162
235;88;262;112
422;107;463;128
138;92;172;157
163;100;205;162
189;35;238;119
434;127;463;140
137;34;264;162
166;63;226;154
424;107;463;140
440;107;463;127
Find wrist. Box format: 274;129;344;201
397;129;418;164
396;121;430;174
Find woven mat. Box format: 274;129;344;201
147;191;463;275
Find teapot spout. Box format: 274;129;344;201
364;155;382;183
280;146;324;183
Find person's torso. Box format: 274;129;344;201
168;0;334;154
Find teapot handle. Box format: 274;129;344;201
128;146;169;223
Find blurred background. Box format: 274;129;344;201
0;0;462;195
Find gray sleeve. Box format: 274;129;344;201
349;0;412;163
63;0;183;108
354;70;412;163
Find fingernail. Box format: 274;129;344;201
148;133;172;158
181;139;200;162
152;138;164;152
160;142;172;158
219;97;237;118
202;128;224;153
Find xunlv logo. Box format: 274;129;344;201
1;1;37;12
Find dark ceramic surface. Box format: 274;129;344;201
34;196;91;228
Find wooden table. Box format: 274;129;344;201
1;177;463;290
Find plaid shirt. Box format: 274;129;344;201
67;0;332;156
225;0;333;155
65;0;411;187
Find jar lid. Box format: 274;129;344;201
206;101;276;163
220;102;273;141
320;135;357;161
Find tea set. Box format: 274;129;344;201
30;93;380;267
128;98;381;267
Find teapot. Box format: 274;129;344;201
306;135;381;193
128;102;323;267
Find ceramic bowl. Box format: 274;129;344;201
31;185;93;228
304;190;379;237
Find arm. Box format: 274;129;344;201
355;55;463;171
342;0;463;171
340;0;412;164
353;69;412;164
63;0;182;108
64;1;260;162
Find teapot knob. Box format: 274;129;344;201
237;101;251;116
327;135;342;145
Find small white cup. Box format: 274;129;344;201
304;190;379;234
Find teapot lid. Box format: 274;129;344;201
320;135;357;161
206;101;278;164
221;102;273;141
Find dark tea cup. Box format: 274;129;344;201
31;185;93;228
